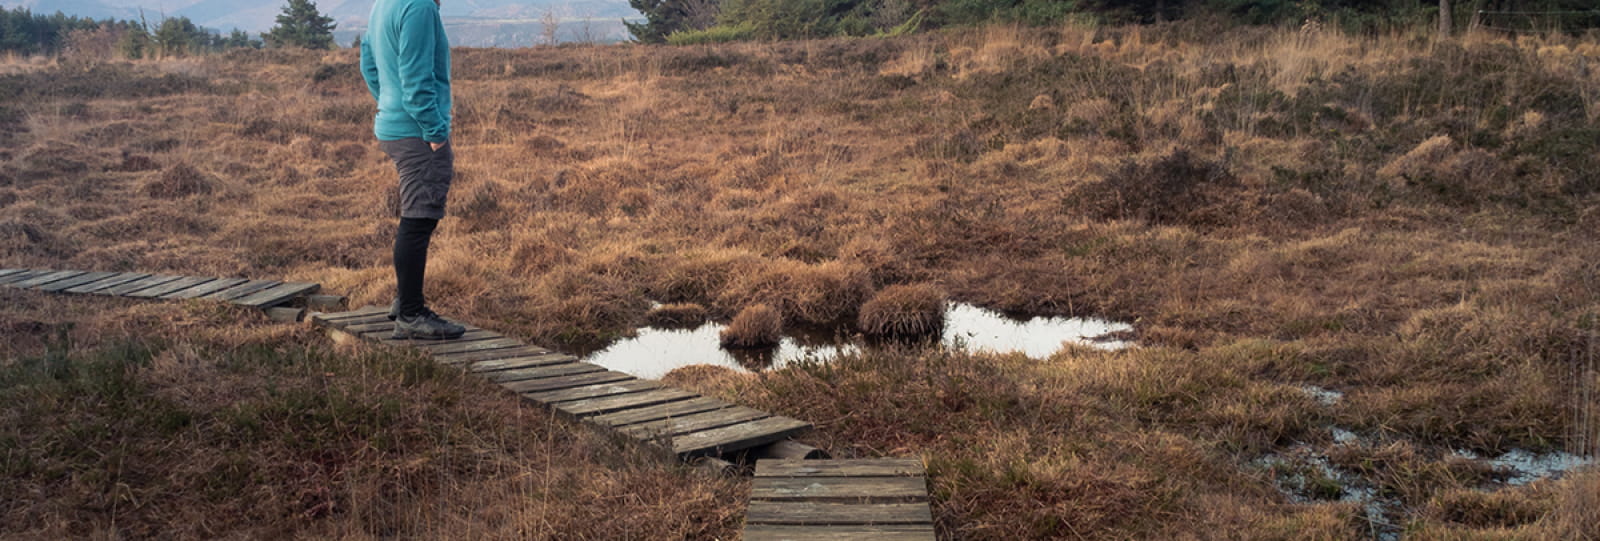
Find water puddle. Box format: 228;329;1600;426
1254;424;1594;541
582;302;1131;379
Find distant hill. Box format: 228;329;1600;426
1;0;639;45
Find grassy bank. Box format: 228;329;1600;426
1;20;1598;539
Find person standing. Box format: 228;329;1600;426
360;0;465;339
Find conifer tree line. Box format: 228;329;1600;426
0;0;339;57
628;0;1600;44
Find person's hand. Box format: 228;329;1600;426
430;140;447;151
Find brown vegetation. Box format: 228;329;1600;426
1;20;1598;540
720;303;783;348
857;283;946;336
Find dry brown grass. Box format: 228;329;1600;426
720;303;782;348
2;20;1599;539
857;283;946;337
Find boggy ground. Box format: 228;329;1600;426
2;20;1598;539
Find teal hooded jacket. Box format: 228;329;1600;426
360;0;451;143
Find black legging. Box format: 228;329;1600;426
394;217;438;318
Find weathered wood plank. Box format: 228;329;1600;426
34;271;121;292
554;389;699;418
742;525;936;541
202;280;281;301
324;314;397;328
505;371;640;396
0;268;28;280
102;275;183;296
748;477;927;503
10;270;87;289
621;406;769;439
673;416;812;457
433;346;557;365
588;397;732;428
232;282;321;308
482;362;604;383
0;269;48;285
65;272;150;294
744;501;933;526
408;337;525;355
465;353;578;373
521;379;665;405
756;459;925;479
356;321;485;337
309;306;389;324
163;277;248;299
128;276;215;298
377;329;500;346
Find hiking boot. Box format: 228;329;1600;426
387;299;400;321
392;307;466;340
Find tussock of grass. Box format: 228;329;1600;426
857;283;946;337
720;303;782;348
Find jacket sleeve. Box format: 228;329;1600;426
397;2;449;142
359;33;379;101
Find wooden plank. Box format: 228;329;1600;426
164;277;249;299
232;282;321;308
309;305;390;324
433;346;558;365
0;268;28;279
744;501;933;526
408;337;525;356
324;313;397;328
742;525;936;541
356;322;484;337
0;270;52;288
506;371;640;396
673;416;812;457
748;477;927;503
621;406;769;439
0;269;48;285
65;272;150;294
756;459;925;478
101;274;183;296
555;389;699;418
34;271;121;292
9;270;87;289
588;396;732;428
466;353;579;373
202;279;281;301
127;276;215;298
377;329;500;346
481;362;602;382
521;379;664;405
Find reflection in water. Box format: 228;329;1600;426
583;303;1132;379
941;303;1132;356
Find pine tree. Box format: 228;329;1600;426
262;0;335;49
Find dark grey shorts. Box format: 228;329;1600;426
379;137;454;220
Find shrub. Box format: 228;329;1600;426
720;304;782;348
858;284;948;337
667;23;758;46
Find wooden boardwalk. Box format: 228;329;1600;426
0;267;320;308
744;458;936;540
312;306;812;458
2;267;936;536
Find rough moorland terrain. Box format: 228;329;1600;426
2;22;1597;539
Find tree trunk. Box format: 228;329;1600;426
1440;0;1453;37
